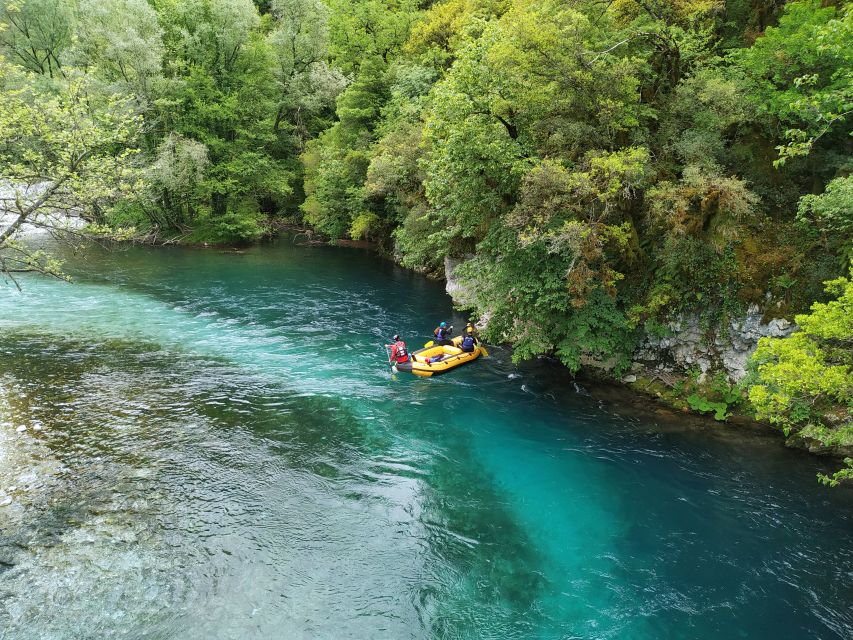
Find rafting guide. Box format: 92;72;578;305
386;335;410;367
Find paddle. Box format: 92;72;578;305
423;340;434;348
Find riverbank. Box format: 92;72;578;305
584;368;853;460
506;347;853;466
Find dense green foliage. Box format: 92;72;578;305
3;0;849;307
749;268;853;457
2;1;852;463
302;0;852;375
1;0;345;244
0;58;142;283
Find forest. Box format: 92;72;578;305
0;0;851;474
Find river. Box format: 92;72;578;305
0;241;851;639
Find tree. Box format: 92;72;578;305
748;266;853;481
267;0;345;146
646;164;759;252
734;0;853;166
158;0;261;75
74;0;164;99
150;0;293;241
0;0;75;78
797;174;853;269
0;62;143;284
454;148;648;371
404;0;504;70
508;149;648;306
326;0;419;74
300;56;389;238
143;133;211;231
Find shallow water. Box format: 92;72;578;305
0;242;851;639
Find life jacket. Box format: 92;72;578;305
461;335;475;351
434;326;448;340
393;341;409;363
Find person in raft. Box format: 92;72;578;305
433;321;453;345
387;334;410;365
460;325;478;353
464;322;480;342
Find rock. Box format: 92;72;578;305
15;425;25;433
444;255;492;332
622;374;637;383
444;255;477;309
475;310;492;333
579;355;619;372
633;304;797;382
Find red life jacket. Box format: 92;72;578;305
391;341;409;363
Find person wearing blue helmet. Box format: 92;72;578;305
433;321;453;345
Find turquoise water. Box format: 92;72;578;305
0;242;851;639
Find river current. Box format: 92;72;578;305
0;242;851;639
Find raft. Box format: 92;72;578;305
394;335;481;377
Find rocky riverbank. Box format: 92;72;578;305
441;254;853;459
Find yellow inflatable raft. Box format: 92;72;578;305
394;336;482;377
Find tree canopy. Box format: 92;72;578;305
0;60;142;284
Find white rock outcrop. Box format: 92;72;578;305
444;255;477;309
633;304;796;381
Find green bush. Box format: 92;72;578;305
104;201;152;234
189;207;266;244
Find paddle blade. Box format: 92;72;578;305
423;340;434;348
479;345;489;357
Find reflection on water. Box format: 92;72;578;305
0;243;852;639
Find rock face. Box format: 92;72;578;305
633;305;796;381
444;255;477;309
442;254;795;383
444;255;493;331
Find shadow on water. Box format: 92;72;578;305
484;362;853;640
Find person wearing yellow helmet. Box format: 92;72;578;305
460;322;479;353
